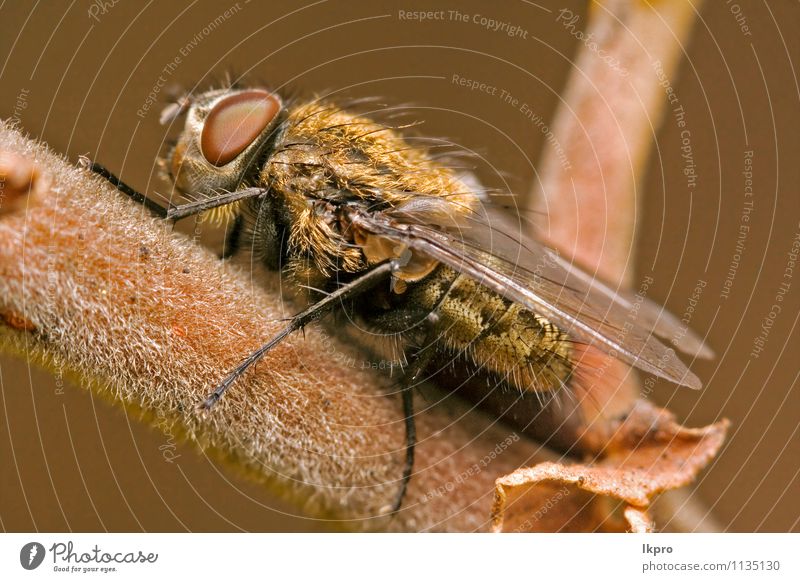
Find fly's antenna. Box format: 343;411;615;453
160;95;192;126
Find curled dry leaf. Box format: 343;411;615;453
491;401;728;532
624;506;654;534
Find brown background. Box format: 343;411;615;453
0;1;797;532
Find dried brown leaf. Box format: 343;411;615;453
491;401;728;532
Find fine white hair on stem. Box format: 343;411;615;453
0;120;559;532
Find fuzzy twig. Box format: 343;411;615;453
531;0;701;286
525;0;714;531
0;122;559;532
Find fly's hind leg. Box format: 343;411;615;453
390;335;437;515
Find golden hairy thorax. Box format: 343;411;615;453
259;99;478;279
257;98;573;393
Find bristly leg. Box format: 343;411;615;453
80;158;170;218
80;157;268;221
200;261;397;409
390;337;436;515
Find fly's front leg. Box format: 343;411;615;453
79;158;170;218
80;158;268;221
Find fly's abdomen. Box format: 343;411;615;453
407;265;573;393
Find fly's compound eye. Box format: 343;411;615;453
200;89;280;167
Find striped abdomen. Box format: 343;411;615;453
405;265;573;393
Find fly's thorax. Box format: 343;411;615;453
266;100;479;208
257;99;480;280
406;265;574;393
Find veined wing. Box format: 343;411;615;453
452;203;715;360
349;201;709;390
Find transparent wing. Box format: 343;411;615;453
350;199;711;389
457;203;715;360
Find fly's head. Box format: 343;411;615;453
162;88;283;196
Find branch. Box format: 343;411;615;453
530;0;701;286
489;0;728;532
0;122;559;531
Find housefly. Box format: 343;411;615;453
85;85;713;514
